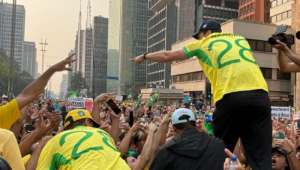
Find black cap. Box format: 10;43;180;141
191;20;222;39
272;148;290;170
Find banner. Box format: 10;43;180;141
67;97;94;113
115;95;123;101
271;106;290;118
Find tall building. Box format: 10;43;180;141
239;0;271;22
195;0;239;26
82;28;92;90
147;0;177;89
35;61;38;78
75;30;84;73
175;0;195;41
107;0;152;95
0;2;25;69
146;0;239;89
270;0;294;25
91;16;108;96
107;0;121;94
22;41;36;78
59;74;68;100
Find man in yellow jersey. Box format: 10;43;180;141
131;20;272;170
37;109;130;170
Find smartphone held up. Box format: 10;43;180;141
106;99;121;114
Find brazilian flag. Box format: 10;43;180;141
127;94;133;99
70;92;77;98
136;94;143;109
148;91;159;104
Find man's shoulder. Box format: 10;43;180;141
0;128;14;138
0;99;18;111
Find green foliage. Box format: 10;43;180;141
67;71;88;96
0;48;34;96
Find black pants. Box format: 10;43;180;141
213;90;272;170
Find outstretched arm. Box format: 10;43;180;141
16;53;76;110
272;40;300;72
130;49;186;65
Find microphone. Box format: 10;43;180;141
296;31;300;40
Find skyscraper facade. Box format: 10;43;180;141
239;0;271;23
22;41;36;78
108;0;152;95
60;74;68;100
92;16;108;96
107;0;121;94
82;28;92;90
147;1;177;89
0;2;25;69
195;0;239;27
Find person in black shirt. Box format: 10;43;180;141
150;108;227;170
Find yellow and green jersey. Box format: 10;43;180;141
37;126;130;170
183;33;268;104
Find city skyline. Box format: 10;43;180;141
14;0;109;94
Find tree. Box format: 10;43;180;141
120;82;146;99
0;48;34;96
67;71;88;97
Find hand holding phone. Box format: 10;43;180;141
274;132;285;140
25;124;34;132
106;99;121;114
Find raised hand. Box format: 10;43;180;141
50;111;62;126
223;149;243;170
50;53;76;72
94;93;115;103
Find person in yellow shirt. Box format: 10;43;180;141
130;19;272;170
0;128;25;170
0;53;76;130
37;109;130;170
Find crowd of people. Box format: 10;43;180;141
1;19;300;170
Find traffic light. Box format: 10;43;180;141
206;83;212;99
205;78;212;107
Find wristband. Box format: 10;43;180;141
286;150;293;154
143;53;148;60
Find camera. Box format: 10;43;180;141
268;25;294;47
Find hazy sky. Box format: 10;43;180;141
13;0;109;94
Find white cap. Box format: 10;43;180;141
171;108;196;125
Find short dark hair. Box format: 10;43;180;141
173;121;196;130
65;118;92;130
201;29;221;35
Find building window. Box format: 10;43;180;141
277;69;291;80
277;0;282;5
271;16;277;22
261;68;272;79
257;41;265;51
172;72;204;83
265;42;272;52
287;10;291;17
247;39;272;52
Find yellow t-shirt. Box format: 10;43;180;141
0;99;21;129
37;126;130;170
183;33;268;104
22;154;31;165
0;128;25;170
